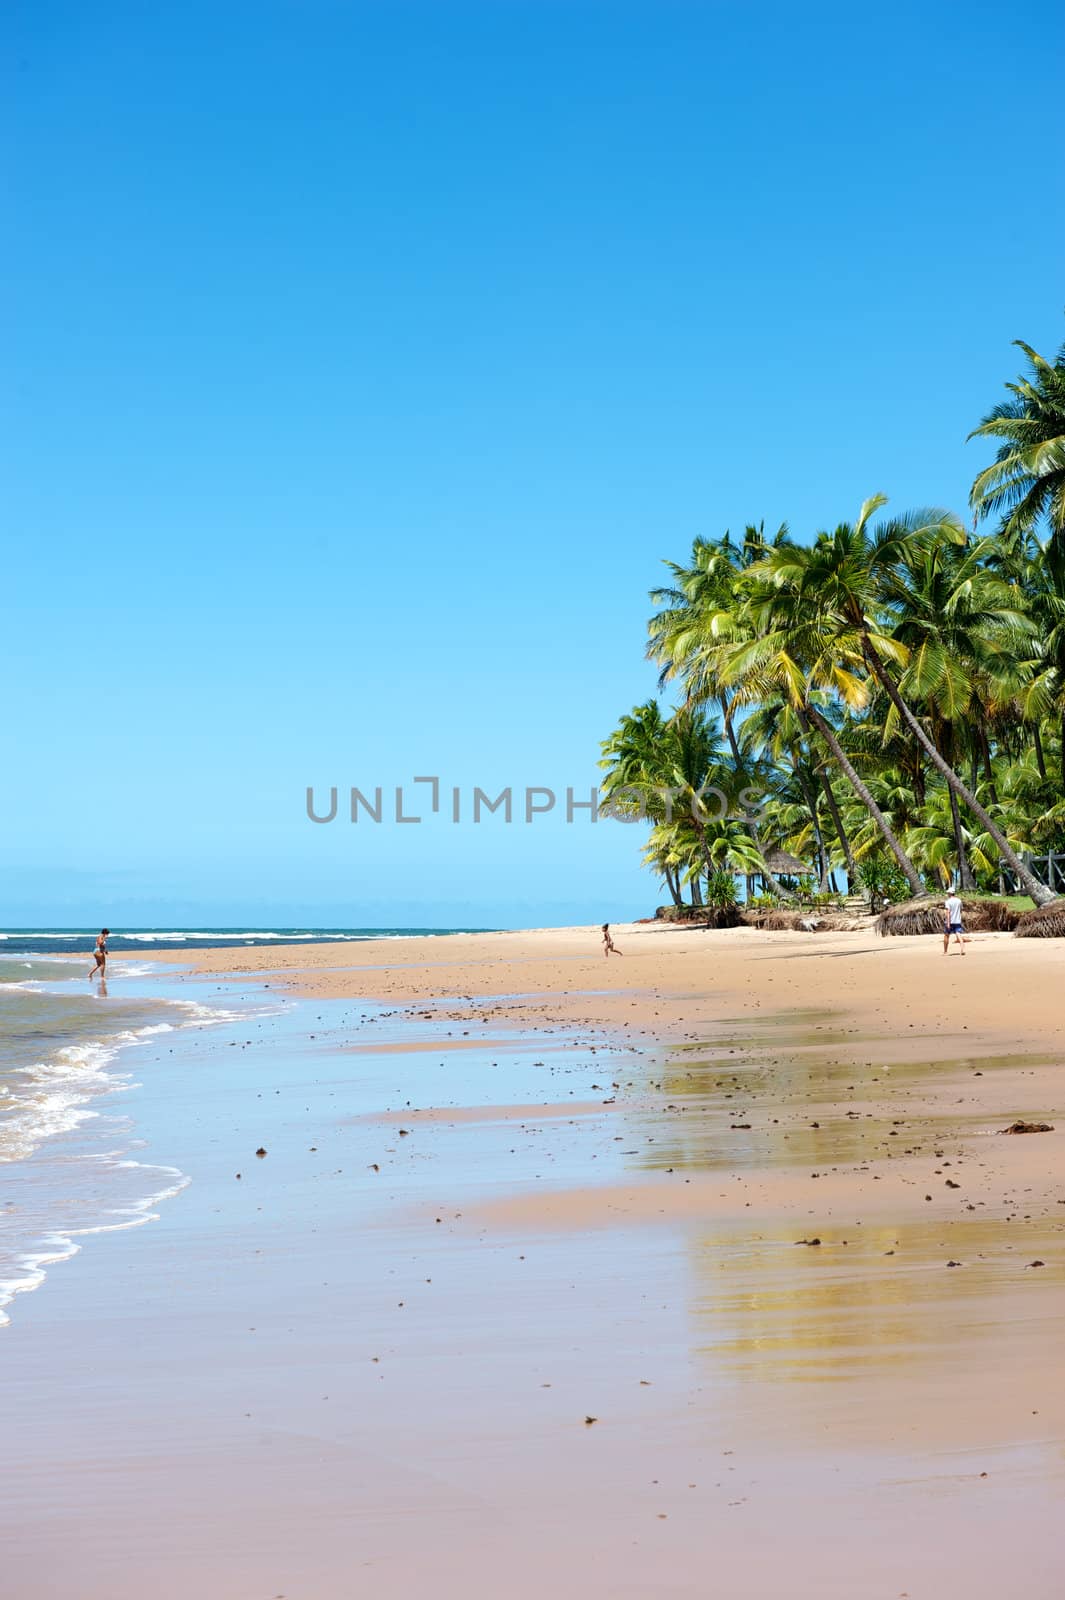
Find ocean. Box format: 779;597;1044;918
0;927;487;956
0;928;480;1325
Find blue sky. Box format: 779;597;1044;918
5;0;1063;927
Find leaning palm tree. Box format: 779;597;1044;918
740;693;857;885
720;579;928;898
878;529;1034;887
1010;536;1065;792
764;498;1055;906
969;333;1065;551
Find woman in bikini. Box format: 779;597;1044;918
89;928;110;982
602;923;621;957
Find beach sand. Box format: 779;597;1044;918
4;923;1063;1598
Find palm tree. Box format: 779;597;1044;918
878;529;1034;887
1010;536;1065;792
740;694;857;886
764;498;1055;906
598;701;762;898
905;789;1000;888
648;525;797;897
969;333;1065;551
719;578;928;898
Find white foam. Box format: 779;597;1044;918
0;1158;191;1327
0;978;278;1325
0;1024;176;1164
117;931;321;942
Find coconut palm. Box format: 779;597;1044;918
1009;537;1065;792
877;529;1034;887
904;787;1001;888
761;498;1055;905
648;525;797;896
599;701;763;899
740;694;856;886
718;570;928;897
970;333;1065;550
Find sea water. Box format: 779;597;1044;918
0;948;254;1325
0;929;479;1325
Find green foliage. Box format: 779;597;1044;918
855;855;912;905
704;870;738;909
600;331;1065;912
970;331;1065;548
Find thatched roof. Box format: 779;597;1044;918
761;847;808;876
879;896;1020;937
1015;900;1065;938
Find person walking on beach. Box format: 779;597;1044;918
943;894;965;955
602;923;621;957
89;928;110;981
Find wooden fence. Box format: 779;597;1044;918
1000;852;1065;894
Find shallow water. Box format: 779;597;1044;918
0;955;260;1324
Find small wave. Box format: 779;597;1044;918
117;931;322;942
173;999;255;1025
0;1024;176;1164
0;1157;191;1327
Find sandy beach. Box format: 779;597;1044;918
13;6;1065;1596
4;922;1064;1598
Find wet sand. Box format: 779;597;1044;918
3;924;1064;1597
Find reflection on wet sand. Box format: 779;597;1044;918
468;1011;1063;1478
690;1215;1063;1378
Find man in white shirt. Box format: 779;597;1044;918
943;892;966;955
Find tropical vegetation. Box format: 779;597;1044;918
600;330;1065;911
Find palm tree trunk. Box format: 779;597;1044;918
663;864;683;907
938;725;976;892
862;644;1054;907
977;723;999;805
818;770;857;885
912;747;926;807
797;709;858;883
1033;723;1047;782
804;705;926;898
718;695;796;900
948;785;976;891
795;765;829;890
686;810;724;897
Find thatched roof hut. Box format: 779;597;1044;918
1015;900;1065;938
878;896;1021;936
761;847;808;877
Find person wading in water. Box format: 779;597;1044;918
89;928;110;982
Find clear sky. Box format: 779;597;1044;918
5;1;1063;927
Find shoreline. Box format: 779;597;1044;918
136;917;1065;1050
3;926;1063;1597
